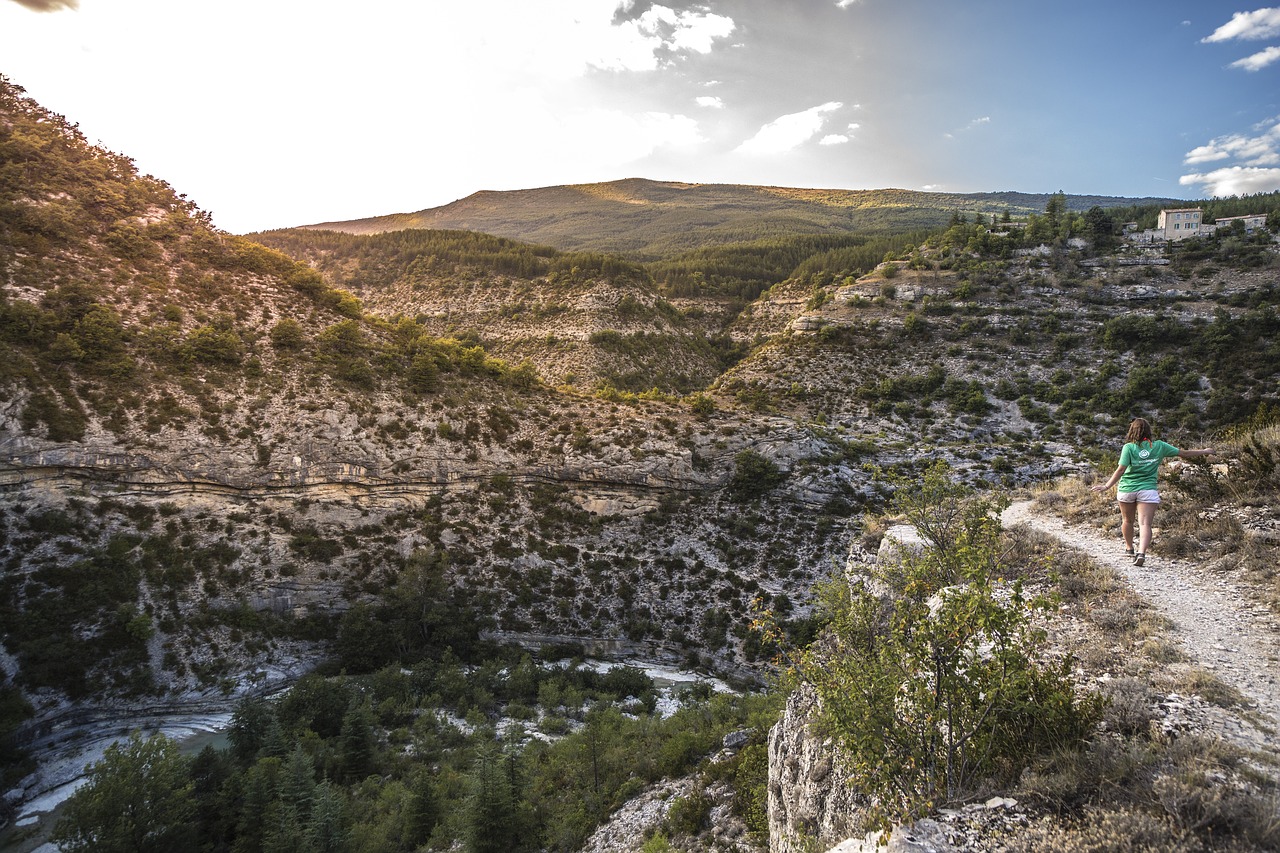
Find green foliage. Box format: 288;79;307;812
39;653;776;853
20;389;87;441
269;318;307;350
797;464;1101;829
729;449;784;498
687;393;715;417
665;786;712;835
335;549;481;672
253;227;648;291
0;683;33;790
405;768;441;845
184;322;244;365
338;698;378;783
72;304;134;377
4;530;148;697
464;744;523;853
52;732;197;853
653;232;933;301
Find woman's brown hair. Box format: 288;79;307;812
1125;417;1153;445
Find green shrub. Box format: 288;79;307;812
268;318;306;350
184;324;243;365
21;391;87;441
729;449;784;498
796;463;1102;829
665;787;712;835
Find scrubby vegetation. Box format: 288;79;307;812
989;415;1280;852
5;70;1280;852
51;653;780;853
791;464;1102;831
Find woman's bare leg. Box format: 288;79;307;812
1136;502;1157;556
1118;501;1136;552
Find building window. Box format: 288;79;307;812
1174;223;1180;230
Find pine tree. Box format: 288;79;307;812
234;756;283;853
228;697;275;765
308;780;350;853
464;744;517;853
280;744;317;820
260;713;291;760
404;768;440;845
338;697;378;782
51;732;197;853
263;801;310;853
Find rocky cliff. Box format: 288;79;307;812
767;682;867;853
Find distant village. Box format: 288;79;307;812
1127;207;1271;244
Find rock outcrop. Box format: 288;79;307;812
767;683;866;853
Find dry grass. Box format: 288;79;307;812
1034;421;1280;617
1172;666;1252;710
1032;477;1112;528
857;511;891;551
999;483;1280;852
1014;735;1280;852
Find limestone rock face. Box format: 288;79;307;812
875;524;926;566
767;683;867;853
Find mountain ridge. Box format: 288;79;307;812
296;178;1189;261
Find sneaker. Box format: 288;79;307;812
1124;548;1134;557
1133;553;1145;567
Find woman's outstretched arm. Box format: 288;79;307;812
1091;464;1126;492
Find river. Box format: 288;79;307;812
0;657;731;852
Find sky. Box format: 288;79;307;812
2;0;1279;234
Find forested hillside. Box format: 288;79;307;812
4;70;1280;853
301;178;1186;260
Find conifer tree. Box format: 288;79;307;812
308;781;350;853
405;767;440;845
51;732;197;853
263;801;310;853
280;744;317;820
235;756;284;853
338;697;378;782
464;744;518;853
228;697;275;765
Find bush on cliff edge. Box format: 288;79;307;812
795;462;1102;830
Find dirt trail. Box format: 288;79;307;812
1002;500;1280;753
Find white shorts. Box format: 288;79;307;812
1117;489;1160;504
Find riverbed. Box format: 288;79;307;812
1;657;735;851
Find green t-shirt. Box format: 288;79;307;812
1117;440;1180;492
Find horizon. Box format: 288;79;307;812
299;178;1200;232
3;0;1279;233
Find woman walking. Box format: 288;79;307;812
1091;417;1215;566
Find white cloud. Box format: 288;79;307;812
1179;166;1280;196
1202;8;1280;42
1184;121;1280;167
696;95;724;108
612;111;706;155
943;116;990;140
1230;44;1280;70
836;0;861;7
1185;144;1233;165
734;101;842;155
601;4;735;70
847;122;861;131
819;134;849;145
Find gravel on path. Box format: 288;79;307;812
1003;500;1280;753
